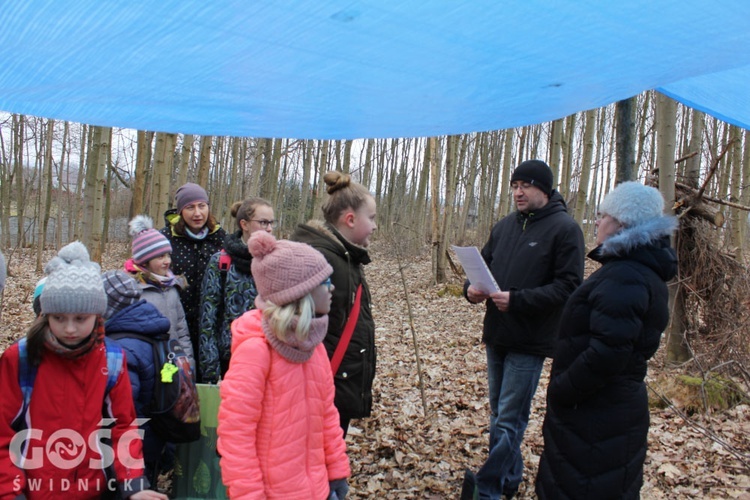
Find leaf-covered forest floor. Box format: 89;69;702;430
1;243;749;499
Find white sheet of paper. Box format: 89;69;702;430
451;245;500;294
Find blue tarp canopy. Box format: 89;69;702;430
1;1;749;139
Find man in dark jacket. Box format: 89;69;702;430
462;160;585;500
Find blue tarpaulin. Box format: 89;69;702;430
1;1;748;139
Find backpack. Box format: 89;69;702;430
12;337;123;435
109;332;201;443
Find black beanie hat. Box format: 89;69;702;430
510;160;554;195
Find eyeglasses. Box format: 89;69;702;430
250;219;276;228
321;277;332;290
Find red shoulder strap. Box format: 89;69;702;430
330;284;363;375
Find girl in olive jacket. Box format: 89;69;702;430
291;171;377;436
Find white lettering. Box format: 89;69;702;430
9;428;43;469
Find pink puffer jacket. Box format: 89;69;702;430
217;309;350;499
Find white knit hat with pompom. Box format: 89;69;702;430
40;241;107;315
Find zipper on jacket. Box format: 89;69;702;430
522;212;534;231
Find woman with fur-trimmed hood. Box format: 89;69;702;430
536;182;678;500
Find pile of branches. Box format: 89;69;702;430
676;215;750;370
668;139;750;383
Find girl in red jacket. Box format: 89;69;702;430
217;231;350;499
0;242;167;500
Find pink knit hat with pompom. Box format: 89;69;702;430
248;231;332;309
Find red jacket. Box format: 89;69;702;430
0;340;147;499
218;309;350;499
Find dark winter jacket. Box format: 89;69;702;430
536;216;678;500
160;209;226;359
464;192;585;357
106;300;172;468
291;220;376;419
199;231;258;383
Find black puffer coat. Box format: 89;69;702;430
536;217;678;500
160;209;226;354
291;220;375;419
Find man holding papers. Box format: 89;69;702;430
461;160;585;500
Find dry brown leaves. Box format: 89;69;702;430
2;243;749;499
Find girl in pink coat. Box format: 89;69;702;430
217;231;350;499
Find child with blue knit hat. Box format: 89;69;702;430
0;241;167;500
102;269;175;488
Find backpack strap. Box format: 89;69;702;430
102;337;125;395
330;284;363;375
218;250;232;272
13;338;35;432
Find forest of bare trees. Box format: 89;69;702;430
2;90;750;374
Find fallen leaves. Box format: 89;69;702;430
1;243;749;498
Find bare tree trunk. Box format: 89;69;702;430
72;125;88;241
741;129;750;253
36;119;55;271
131;130;153;217
197;135;213;188
342;139;353;174
0;120;10;247
14;115;26;247
298;139;314;223
458;133;481;243
83;126;110;262
362;139;374;188
548;118;564;184
55;121;69;248
497;129;514;219
616;97;637;183
574;109;597;224
728;126;743;258
312;140;330;217
415;137;432;244
657;92;690;365
635;91;652;172
429;137;441;283
435;135;459;283
177;134;194;189
685;109;704;189
151;132;177;224
559;113;577;200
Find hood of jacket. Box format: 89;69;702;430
590;215;678;282
105;299;171;336
293;219;371;266
223;230;253;274
230;308;265;354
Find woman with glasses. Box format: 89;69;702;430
198;197;275;383
160;183;227;380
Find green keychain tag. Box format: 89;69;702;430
161;362;179;383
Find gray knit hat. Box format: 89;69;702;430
599;181;665;227
0;250;6;293
101;270;141;319
41;242;107;315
